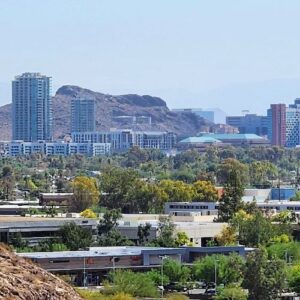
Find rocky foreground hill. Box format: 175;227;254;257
0;244;82;300
0;85;209;140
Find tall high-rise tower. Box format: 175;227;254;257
267;104;286;146
71;98;96;132
12;73;52;141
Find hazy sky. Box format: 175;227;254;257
1;0;300;115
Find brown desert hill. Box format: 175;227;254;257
0;85;209;140
0;243;83;300
53;85;209;139
0;103;11;141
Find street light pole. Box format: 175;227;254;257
112;257;116;275
161;260;164;298
159;255;168;299
83;257;86;287
111;257;120;286
214;259;219;289
284;250;288;263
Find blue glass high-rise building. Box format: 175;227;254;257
285;99;300;147
71;98;96;133
12;73;52;142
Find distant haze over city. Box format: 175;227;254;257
2;1;300;115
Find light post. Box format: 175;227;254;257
159;255;168;299
284;250;293;265
83;257;86;287
237;222;240;245
110;257;120;285
284;250;288;263
214;259;219;289
112;257;116;273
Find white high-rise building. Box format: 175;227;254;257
12;73;52;142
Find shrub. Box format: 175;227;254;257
80;209;97;219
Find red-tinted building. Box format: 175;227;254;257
268;104;286;146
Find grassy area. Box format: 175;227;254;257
76;289;188;300
77;290;134;300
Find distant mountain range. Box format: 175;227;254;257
0;85;210;140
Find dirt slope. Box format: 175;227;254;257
0;244;83;300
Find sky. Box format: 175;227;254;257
1;0;300;115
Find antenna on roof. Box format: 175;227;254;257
241;110;250;116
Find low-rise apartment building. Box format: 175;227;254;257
7;140;111;157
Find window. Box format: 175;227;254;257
49;259;70;263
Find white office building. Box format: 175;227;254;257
71;130;176;151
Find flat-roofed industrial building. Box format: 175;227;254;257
0;216;97;246
20;245;248;286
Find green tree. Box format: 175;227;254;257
220;253;245;285
267;241;300;262
98;209;121;233
100;166;140;212
98;209;133;246
243;248;286;300
217;159;248;222
163;258;191;284
137;223;152;245
171;169;196;183
80;208;97;219
124;146;150;168
159;179;194;202
60;222;93;250
152;216;176;247
129;181;168;213
34;240;68;252
232;210;290;247
215;284;247;300
175;232;189;246
107;270;158;298
215;225;237;246
71;176;100;212
145;269;170;287
192;255;219;283
10;232;28;249
192;180;218;202
0;165;15;200
192;254;244;286
288;264;300;294
249;161;276;187
271;210;296;224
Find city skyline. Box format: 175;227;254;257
2;1;300;114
